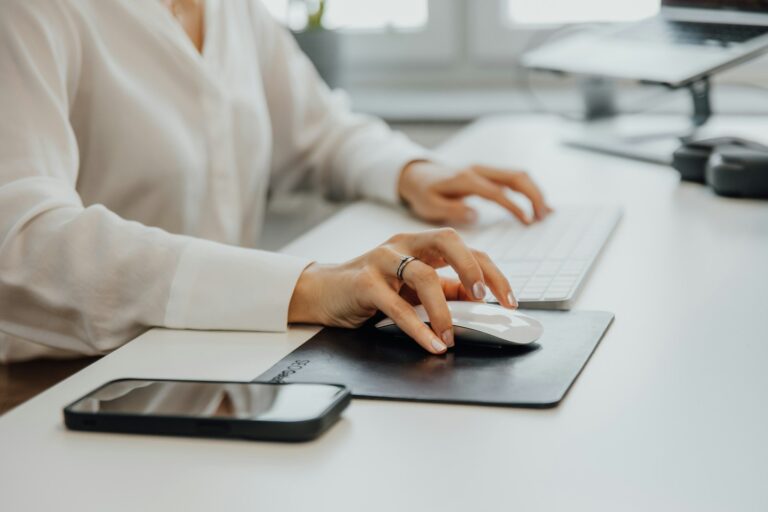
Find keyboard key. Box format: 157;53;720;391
518;291;543;301
552;275;575;285
527;277;552;288
498;261;539;276
545;285;572;296
535;260;563;276
560;259;588;276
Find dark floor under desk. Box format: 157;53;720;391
0;357;100;415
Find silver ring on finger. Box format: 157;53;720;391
396;256;418;281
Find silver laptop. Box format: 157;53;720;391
522;1;768;87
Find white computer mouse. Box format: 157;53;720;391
374;301;543;347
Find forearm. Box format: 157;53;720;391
0;180;312;357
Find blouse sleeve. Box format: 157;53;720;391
251;1;432;205
0;1;311;362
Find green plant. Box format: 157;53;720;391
306;0;326;30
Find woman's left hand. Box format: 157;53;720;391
398;161;553;225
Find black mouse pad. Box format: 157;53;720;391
255;310;614;408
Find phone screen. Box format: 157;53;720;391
68;380;344;422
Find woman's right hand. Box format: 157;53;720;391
288;228;517;354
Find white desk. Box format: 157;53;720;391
2;115;767;511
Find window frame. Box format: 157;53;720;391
468;0;555;63
337;0;462;66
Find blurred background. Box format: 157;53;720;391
259;0;768;249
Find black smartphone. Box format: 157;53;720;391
64;378;351;442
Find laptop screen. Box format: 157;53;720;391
664;0;768;11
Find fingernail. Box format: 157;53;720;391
431;338;447;353
507;292;518;309
464;209;477;224
441;329;454;348
472;281;486;300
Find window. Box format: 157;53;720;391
261;0;428;31
313;0;428;31
260;0;457;66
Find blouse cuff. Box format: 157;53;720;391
164;238;312;332
357;138;434;205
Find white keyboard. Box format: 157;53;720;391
458;205;622;309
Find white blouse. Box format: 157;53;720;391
0;0;427;362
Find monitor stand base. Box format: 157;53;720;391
565;78;712;165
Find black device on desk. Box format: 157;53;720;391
673;137;768;198
64;379;351;442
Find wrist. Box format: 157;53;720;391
288;263;328;325
397;160;430;205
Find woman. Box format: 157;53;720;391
0;0;550;362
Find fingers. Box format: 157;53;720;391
373;285;448;354
472;250;517;309
429;196;478;225
440;278;473;302
474;167;552;221
406;228;487;302
456;171;532;225
372;231;518;354
411;194;477;225
399;259;455;347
